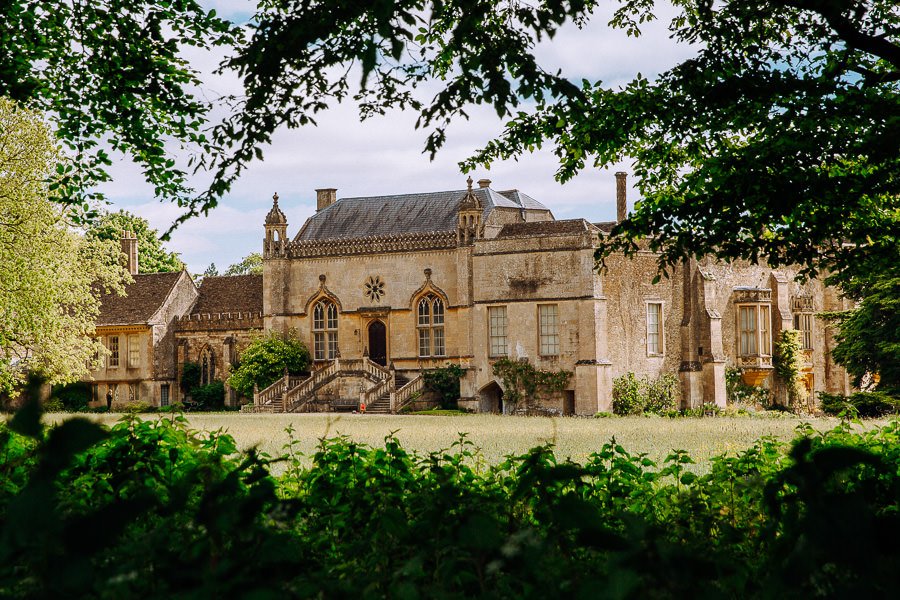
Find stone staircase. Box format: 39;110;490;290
243;358;422;414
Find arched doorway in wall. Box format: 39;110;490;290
479;381;504;414
367;320;387;366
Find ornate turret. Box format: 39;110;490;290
264;192;288;258
457;176;483;245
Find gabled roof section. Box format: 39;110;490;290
294;187;551;241
191;275;263;315
96;272;183;326
496;219;595;238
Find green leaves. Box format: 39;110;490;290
227;330;311;398
4;406;900;596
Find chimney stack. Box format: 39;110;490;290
615;172;627;223
477;178;491;189
120;230;139;275
316;188;337;211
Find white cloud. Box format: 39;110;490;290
100;1;690;273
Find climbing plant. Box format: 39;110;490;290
491;358;571;413
773;330;808;411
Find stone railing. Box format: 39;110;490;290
288;230;457;258
250;373;307;412
391;375;424;413
283;360;340;412
363;378;392;407
363;357;391;380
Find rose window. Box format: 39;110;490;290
364;275;385;302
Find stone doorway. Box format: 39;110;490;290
479;381;504;414
367;320;387;366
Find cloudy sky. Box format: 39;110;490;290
98;1;695;273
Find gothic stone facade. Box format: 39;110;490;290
259;176;850;414
89;176;850;412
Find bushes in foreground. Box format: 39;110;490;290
2;400;900;597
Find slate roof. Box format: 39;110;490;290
295;187;551;241
191;275;263;315
496;219;595;238
594;221;618;233
96;272;183;326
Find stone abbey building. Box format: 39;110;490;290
87;174;851;414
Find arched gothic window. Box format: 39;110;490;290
417;294;445;357
313;300;339;360
200;347;215;385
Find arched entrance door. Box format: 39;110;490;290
368;320;387;366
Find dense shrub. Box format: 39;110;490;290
180;361;201;394
190;380;226;410
227;330;311;398
612;372;679;415
820;391;900;418
4;397;900;597
422;363;465;409
48;381;92;412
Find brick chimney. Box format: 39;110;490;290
120;230;138;275
316;188;337;211
477;178;491;189
615;172;627;223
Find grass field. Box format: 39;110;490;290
58;412;888;470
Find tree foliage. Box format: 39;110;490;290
227;331;311;399
85;210;182;274
0;0;238;222
224;253;263;276
6;0;897;280
827;276;900;393
0;98;128;394
217;0;900;289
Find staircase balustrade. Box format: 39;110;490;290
363;378;392;408
283;360;339;412
391;375;424;413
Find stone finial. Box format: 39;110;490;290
466;176;473;192
265;192;287;225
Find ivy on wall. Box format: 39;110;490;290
491;358;571;412
773;330;808;411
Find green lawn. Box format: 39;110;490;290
56;412;889;470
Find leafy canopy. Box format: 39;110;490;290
222;0;899;288
827;276;900;393
6;0;897;283
85;210;182;274
0;98;128;394
224;253;263;276
0;0;239;223
227;331;311;398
